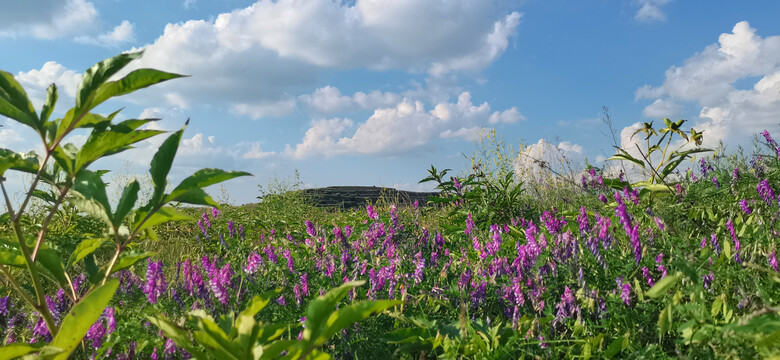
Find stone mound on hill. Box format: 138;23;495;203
298;186;439;209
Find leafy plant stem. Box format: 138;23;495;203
14;150;51;222
11;218;58;337
634;144;671;189
0;177;16;219
31;184;71;262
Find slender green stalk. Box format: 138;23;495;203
31;184;71;262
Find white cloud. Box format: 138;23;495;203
286;92;523;158
243;143;276;159
165;92;189;109
230;97;297;119
488;107;524;124
439;127;483;141
642;98;682;118
634;0;671;23
636;21;780;147
429;11;521;76
299;86;353;114
122;1;519;110
353;90;402;109
513;138;586;181
0;0;99;39
75;20;135;47
15;61;82;108
298;86;404;115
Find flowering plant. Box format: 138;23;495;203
0;51;248;358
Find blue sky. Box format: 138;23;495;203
2;0;780;204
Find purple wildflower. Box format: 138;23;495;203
85;321;106;348
762;129;776;146
465;213;475;236
228;221;236;238
757;179;776;206
209;263;233;304
769;251;779;272
413;252;425;284
710;233;722;257
598;193;608;204
642;266;654;287
712;176;720;188
576;206;589;234
726;219;742;264
739;199;752;215
366;205;379;220
211;207;220;218
244;252;263;274
144;259;167;304
620;281;631;306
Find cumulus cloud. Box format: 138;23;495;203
634;0;671;23
285;92;524;158
120;0;519;110
231;97;297;119
0;0;99;39
636;21;780;147
513;138;586;182
15;61;82;107
298;86;404;115
299;86;353;114
75;20;135;47
243;143;275;159
642;98;682;118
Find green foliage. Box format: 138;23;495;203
0;51;248;358
419;165;526;231
607;118;710;194
151;281;399;360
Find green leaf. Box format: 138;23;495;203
658;304;672;337
40;84;58;125
165;187;218;207
604;335;628;357
76;119;163;173
148;126;186;207
303;280;365;344
70;169;112;226
0;69;38;131
260;340;300;360
316;299;400;345
0;149;40;177
66;238;109;269
113;179;140;228
166;168;252;204
0;343;51;360
91;69;186;109
133;207;192;234
147;315;207;359
109;251;155;274
646;274;681;299
76;52;143;113
607;153;645;169
37;248;69;290
49;279;119;360
0;249;25;267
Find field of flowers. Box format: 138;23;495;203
2;52;780;359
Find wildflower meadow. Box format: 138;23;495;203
2;52;780;359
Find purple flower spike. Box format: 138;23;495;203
144;259;167;304
739;199;752;215
620;282;631;306
769;251;779;272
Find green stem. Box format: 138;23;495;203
102;243;122;286
14;151;51;222
31;184;71;262
11;220;59;337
